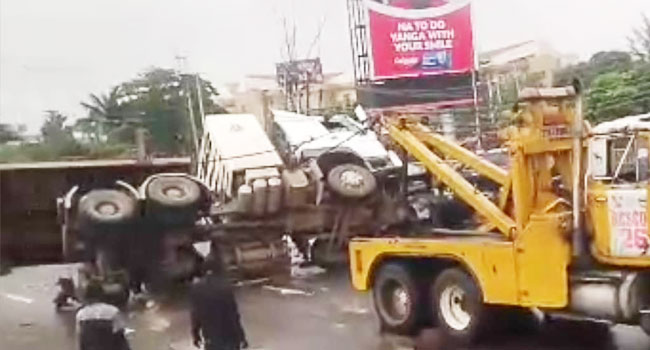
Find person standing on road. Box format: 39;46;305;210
190;248;248;350
76;282;131;350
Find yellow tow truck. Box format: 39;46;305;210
349;87;650;344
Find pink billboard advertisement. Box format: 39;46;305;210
365;0;475;80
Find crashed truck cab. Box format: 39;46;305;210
196;113;382;269
587;114;650;267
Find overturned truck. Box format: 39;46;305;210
58;113;408;302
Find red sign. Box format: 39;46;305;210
365;0;475;80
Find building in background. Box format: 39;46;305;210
218;72;356;133
478;40;578;126
480;40;577;99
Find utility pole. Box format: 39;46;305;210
472;70;482;150
186;92;200;155
176;55;200;155
195;74;206;123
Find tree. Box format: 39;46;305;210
81;86;123;121
0;124;22;144
555;51;632;87
629;13;650;62
118;67;225;155
582;15;650;122
41;110;69;141
586;67;650;122
587;72;637;121
40;110;82;156
79;86;124;142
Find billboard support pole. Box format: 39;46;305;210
472;69;482;150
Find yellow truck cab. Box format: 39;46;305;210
348;87;650;344
587;114;650;267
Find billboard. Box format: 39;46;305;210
365;0;475;80
275;58;324;87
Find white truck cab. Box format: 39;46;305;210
271;110;402;172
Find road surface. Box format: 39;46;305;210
1;264;649;350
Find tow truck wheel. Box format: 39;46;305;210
432;268;486;345
78;190;137;231
373;262;421;335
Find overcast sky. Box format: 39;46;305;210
1;0;649;132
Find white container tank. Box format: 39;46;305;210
266;177;282;214
252;179;268;216
237;184;253;214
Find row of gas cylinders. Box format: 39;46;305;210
236;177;283;216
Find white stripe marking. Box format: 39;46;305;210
3;293;34;304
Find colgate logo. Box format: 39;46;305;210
395;57;419;67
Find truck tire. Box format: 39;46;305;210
78;190;137;232
316;151;366;178
373;262;422;335
327;164;377;199
145;177;201;226
146;177;201;209
501;307;543;335
640;313;650;337
311;239;348;267
432;268;487;345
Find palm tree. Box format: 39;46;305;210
80;86;123;141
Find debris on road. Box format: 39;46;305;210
145;316;171;332
234;277;270;288
262;285;314;296
192;241;211;258
341;305;369;315
290;265;326;279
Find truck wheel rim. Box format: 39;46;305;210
164;186;185;198
383;281;410;322
97;202;118;216
440;285;471;330
340;170;364;189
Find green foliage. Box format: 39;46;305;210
0;124;22;144
121;69;190;155
83;142;132;159
0;110;131;163
0;110;132;163
2;67;225;163
41;111;70;141
78;86;125;142
586;64;650;122
555;51;633;87
553;18;650;123
78;67;226;155
0;141;131;163
39;110;84;158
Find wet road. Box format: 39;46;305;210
1;264;649;350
